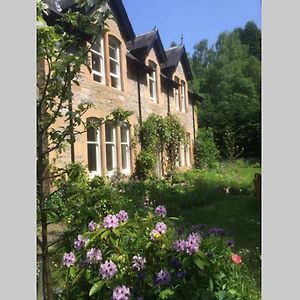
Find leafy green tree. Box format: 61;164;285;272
191;27;261;159
36;1;131;298
235;21;261;61
195;127;220;169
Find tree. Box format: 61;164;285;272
191;27;261;159
36;1;115;299
235;21;261;61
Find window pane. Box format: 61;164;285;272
106;144;114;171
92;53;101;72
121;125;128;143
121;144;128;170
109;45;117;60
105;124;114;142
88;144;97;171
110;59;118;75
150;81;156;99
87;127;97;142
111;76;119;88
93;74;101;82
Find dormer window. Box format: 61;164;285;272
109;36;121;89
91;36;105;84
148;61;157;102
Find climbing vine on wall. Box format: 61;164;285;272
134;114;186;179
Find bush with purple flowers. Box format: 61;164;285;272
57;205;259;300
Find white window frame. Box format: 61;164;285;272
87;123;101;178
90;36;105;84
105;123;117;176
148;62;157;102
174;77;180;111
120;124;131;175
109;37;121;90
181;81;186;113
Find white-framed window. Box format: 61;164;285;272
180;142;186;167
148;61;157;102
87;119;101;177
174;77;180;111
109;36;121;89
105;122;117;175
120;123;131;174
91;36;105;84
181;81;186;113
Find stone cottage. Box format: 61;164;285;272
43;0;201;178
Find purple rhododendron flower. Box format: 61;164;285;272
155;222;167;234
103;214;119;229
226;240;234;247
112;285;130;300
208;227;225;236
155;269;171;286
185;232;201;255
88;220;99;232
116;210;128;222
86;248;102;264
99;260;118;280
173;239;186;252
154;205;167;217
150;229;161;240
74;235;88;250
62;252;76;267
132;255;146;271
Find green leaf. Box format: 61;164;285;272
101;229;110;239
69;266;76;278
112;228;120;237
218;291;227;300
145;242;152;249
193;256;205;270
72;268;85;284
89;280;105;296
159;288;174;299
209;277;214;292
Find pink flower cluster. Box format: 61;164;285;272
154;205;167;217
173;232;202;255
62;252;76;267
112;285;130;300
150;222;167;240
86;248;102;264
99;260;118;280
74;235;88;250
103;210;129;229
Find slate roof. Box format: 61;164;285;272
161;46;193;81
126;30;167;63
44;0;135;41
43;0;193;81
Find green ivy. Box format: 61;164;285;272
134;114;186;179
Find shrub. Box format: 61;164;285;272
57;205;260;300
195;127;220;170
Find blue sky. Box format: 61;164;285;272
122;0;261;55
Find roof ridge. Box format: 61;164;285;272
165;45;184;51
135;30;156;37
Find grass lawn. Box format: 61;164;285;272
173;160;261;286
